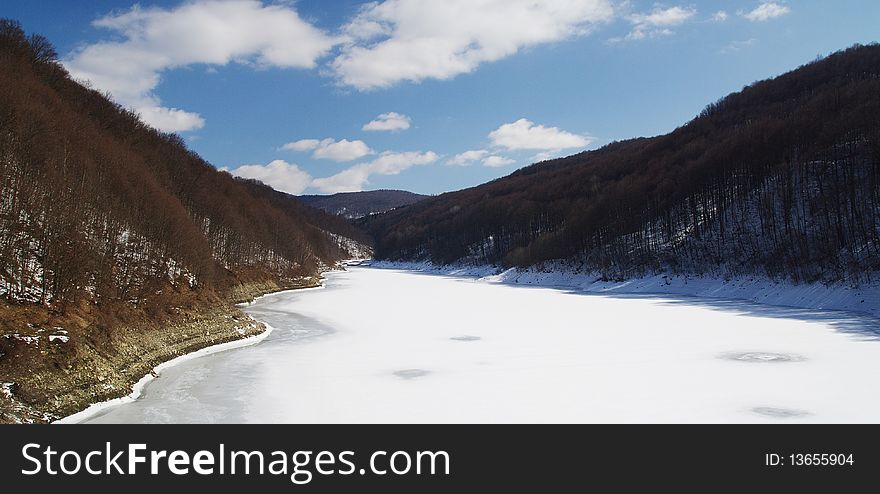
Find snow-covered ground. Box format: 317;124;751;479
369;260;880;318
75;266;880;423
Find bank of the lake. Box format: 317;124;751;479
369;260;880;319
0;276;322;424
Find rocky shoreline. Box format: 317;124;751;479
0;277;321;424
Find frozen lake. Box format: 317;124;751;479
81;267;880;423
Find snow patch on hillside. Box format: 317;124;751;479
327;232;373;260
369;260;880;319
1;383;13;399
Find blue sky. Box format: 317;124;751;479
3;1;879;195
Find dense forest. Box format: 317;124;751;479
366;44;880;284
299;189;428;219
0;19;369;310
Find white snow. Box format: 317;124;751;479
47;328;69;343
327;232;373;260
54;316;276;424
75;266;880;424
4;334;39;346
370;260;880;318
1;382;13;399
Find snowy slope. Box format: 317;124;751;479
369;261;880;319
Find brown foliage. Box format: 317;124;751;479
0;19;368;308
367;44;880;283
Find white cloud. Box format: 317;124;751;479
230;150;438;194
482;155;516;167
312;151;439;193
711;11;729;22
229;160;313;195
281;138;373;162
447;149;490;166
612;5;696;42
740;2;791;22
532;150;564;162
136;106;206;133
448;149;514;167
362;112;412;131
331;0;615;90
313;139;373;162
310;168;371;194
281;139;322;152
65;0;337;132
489;118;591;152
720;38;758;54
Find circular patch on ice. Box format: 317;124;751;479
450;335;481;342
393;369;430;379
720;352;805;363
752;407;810;419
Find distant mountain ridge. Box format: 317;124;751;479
299;190;428;219
366;44;880;285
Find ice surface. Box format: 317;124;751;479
76;267;880;423
751;407;810;418
393;369;431;379
450;335;482;341
720;351;805;363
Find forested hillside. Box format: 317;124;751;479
0;20;375;422
0;19;368;309
366;44;880;284
299;190;428;219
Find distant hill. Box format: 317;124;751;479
366;44;880;284
299;190;428;219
